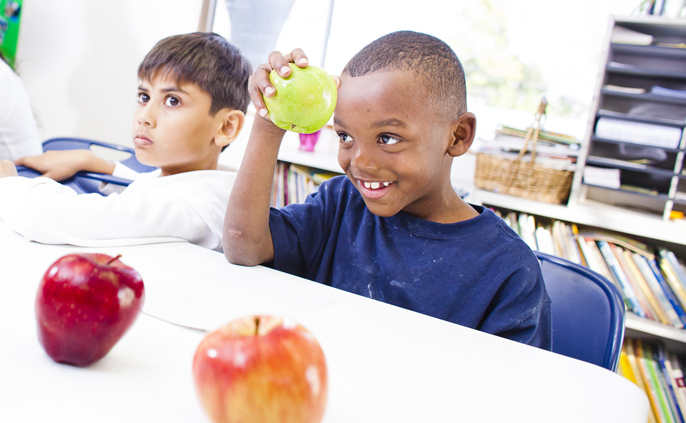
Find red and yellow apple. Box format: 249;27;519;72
192;315;328;423
35;253;145;367
264;63;337;134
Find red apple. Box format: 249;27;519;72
193;315;328;423
35;253;145;367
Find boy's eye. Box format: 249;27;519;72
164;96;180;107
137;93;149;104
338;133;353;143
379;135;400;145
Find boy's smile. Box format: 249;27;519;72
132;74;227;176
334;70;477;223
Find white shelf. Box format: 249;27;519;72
626;313;686;353
278;127;343;174
472;189;686;247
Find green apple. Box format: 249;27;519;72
264;64;337;134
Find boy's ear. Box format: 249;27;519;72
447;112;477;158
214;109;246;149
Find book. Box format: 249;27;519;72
668;352;686;418
619;345;638;385
579;230;654;259
622;249;670;325
571;224;588;267
649;258;686;327
563;222;582;264
625;340;659;423
578;237;616;284
517;213;537;251
660;249;686;292
597;240;645;317
635;339;671;422
495;124;580;147
660;257;686;314
656;345;686;423
611;243;657;322
633;253;686;328
534;224;555;255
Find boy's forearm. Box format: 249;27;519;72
79;150;116;175
224;117;286;265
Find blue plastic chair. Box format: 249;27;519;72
16;137;157;195
535;251;626;371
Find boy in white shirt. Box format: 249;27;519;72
0;32;251;251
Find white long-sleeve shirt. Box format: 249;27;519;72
0;167;236;251
0;60;42;160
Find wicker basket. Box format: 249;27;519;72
474;99;574;204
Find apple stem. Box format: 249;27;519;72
254;317;260;336
107;254;123;265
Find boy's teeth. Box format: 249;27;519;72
363;181;391;189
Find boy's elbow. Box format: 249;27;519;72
222;227;266;266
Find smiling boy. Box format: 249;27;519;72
224;31;551;349
0;32;251;251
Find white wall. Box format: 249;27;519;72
15;0;206;147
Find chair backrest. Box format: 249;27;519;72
535;251;626;371
17;137;157;195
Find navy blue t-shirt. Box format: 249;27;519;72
269;176;552;350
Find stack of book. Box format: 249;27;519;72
496;210;686;328
620;338;686;423
475;124;580;172
271;161;338;208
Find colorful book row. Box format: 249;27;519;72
271;161;338;208
495;210;686;329
619;338;686;423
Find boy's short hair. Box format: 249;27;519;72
138;32;252;116
342;31;467;120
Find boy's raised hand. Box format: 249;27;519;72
249;48;311;121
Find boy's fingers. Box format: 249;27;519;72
286;49;309;68
247;74;270;118
268;51;292;77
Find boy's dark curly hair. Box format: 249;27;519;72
343;31;467;120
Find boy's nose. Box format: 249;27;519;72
348;141;378;171
136;104;157;126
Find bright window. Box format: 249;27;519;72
214;0;652;137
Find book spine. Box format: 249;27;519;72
656;344;686;423
564;222;582;264
625;340;659;423
669;352;686;418
611;243;658;322
622;249;670;325
635;339;671;423
661;249;686;295
633;253;685;328
648;259;686;327
597;240;646;317
660;257;686;313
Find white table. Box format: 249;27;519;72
0;221;648;422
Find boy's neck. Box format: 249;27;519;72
159;158;220;177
